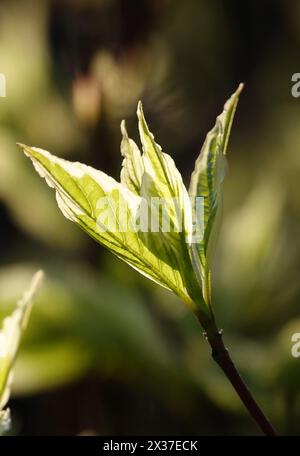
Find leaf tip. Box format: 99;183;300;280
16;143;33;158
32;269;44;288
120;119;128;138
236;82;244;96
136;100;145;122
16;142;27;150
226;83;244;106
137;99;143;111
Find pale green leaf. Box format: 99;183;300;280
19;142;203;313
0;270;43;433
19;91;244;324
135;103;205;310
189;84;243;303
137;101;193;243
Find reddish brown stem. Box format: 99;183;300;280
205;329;278;436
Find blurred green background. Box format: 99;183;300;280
0;0;300;436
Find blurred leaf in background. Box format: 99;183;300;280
0;270;43;434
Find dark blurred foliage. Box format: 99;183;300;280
1;0;300;435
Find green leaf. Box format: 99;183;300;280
18;117;201;313
0;270;43;434
189;84;243;304
19;91;243;324
137;102;192;243
135;103;203;311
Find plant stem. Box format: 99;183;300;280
202;325;278;436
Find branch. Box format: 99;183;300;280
204;328;278;436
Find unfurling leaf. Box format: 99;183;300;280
19;88;242;327
189;84;243;305
0;270;43;434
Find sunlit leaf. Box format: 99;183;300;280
18;130;202;314
19;92;243;323
189;84;243;304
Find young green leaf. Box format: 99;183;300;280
137;102;193;243
0;270;43;434
189;84;243;304
18;105;203;314
18;91;243;325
